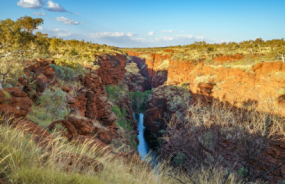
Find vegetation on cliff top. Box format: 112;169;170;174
122;38;285;67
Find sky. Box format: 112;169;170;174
0;0;285;47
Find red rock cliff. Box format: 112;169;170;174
127;52;170;89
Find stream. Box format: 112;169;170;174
134;113;158;166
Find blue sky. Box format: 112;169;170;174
0;0;284;47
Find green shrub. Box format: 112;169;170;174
1;90;11;100
111;106;128;130
238;167;248;178
129;90;152;113
0;58;24;87
111;106;123;118
37;87;69;120
106;86;121;100
50;64;85;81
173;152;187;166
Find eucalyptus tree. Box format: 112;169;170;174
0;16;43;57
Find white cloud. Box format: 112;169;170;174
36;26;43;30
90;32;136;38
33;26;72;37
33;10;46;16
127;35;206;44
147;31;154;36
53;28;71;37
180;31;184;33
46;0;66;12
195;36;204;39
75;13;80;15
161;30;175;33
17;0;45;9
55;17;80;25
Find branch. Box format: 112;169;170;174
0;52;11;58
0;49;36;58
243;160;285;183
164;173;188;184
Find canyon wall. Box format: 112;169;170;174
143;55;285;182
167;61;285;115
127;51;170;90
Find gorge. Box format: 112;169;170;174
1;32;285;183
125;46;285;183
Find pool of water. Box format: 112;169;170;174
134;113;150;158
134;113;158;166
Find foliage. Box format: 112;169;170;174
0;16;44;55
0;57;24;87
0;122;171;184
161;100;285;183
105;85;128;105
173;152;187;166
1;90;12;104
122;38;285;66
238;167;249;178
111;105;128;130
128;90;152;113
106;85;121;100
37;87;69;121
50;64;85;82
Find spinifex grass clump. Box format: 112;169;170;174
0;113;243;184
0;117;178;184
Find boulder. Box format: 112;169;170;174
0;88;33;118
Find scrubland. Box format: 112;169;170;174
1;16;285;184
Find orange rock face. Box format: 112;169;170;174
166;60;285;115
144;58;285;182
121;62;146;92
18;59;57;101
26;59;57;93
127;52;169;89
186;62;285;115
96;54;127;85
48;116;112;144
68;55;128;133
213;53;245;64
0;87;33;118
14;120;54;150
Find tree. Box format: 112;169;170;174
49;37;62;57
0;16;43;57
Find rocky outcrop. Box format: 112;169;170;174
144;58;285;182
0;87;33;118
188;62;285;115
121;63;145;92
48;116;112;144
76;72;117;132
18;58;57;101
151;70;167;88
26;59;57;93
65;54;132;144
127;52;169;89
14;120;54;150
165;58;285;116
166;59;195;85
96;54;127;85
